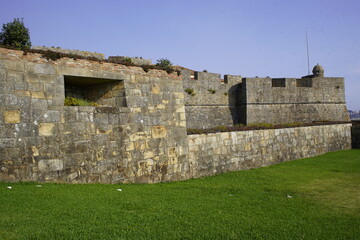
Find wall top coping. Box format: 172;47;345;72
0;47;181;79
187;123;352;137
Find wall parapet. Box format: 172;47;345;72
32;46;105;61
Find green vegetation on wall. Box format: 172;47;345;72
64;97;98;107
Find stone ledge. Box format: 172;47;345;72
32;46;105;61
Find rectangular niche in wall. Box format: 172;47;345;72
64;75;127;107
296;78;313;87
272;78;286;87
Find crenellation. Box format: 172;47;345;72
224;74;242;85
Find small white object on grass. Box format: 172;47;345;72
286;195;293;198
6;186;12;189
36;185;42;187
117;188;122;191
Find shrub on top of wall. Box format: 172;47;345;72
155;58;175;74
121;57;133;65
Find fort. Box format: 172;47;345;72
0;47;353;183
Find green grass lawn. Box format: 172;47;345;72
1;150;359;240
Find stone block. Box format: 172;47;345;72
38;159;63;172
31;91;46;99
28;82;44;91
173;92;184;99
1;82;15;93
39;123;55;136
4;60;24;71
0;138;16;147
96;125;113;134
31;99;48;109
94;113;108;124
34;64;56;75
151;126;167;138
15;90;31;97
43;110;61;123
7;72;24;84
151;84;161;94
4;110;20;123
129;131;148;142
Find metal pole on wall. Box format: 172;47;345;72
306;31;310;75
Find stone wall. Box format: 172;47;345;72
351;120;360;149
243;77;349;124
0;47;353;184
183;72;349;128
188;124;352;177
0;47;188;183
182;70;243;128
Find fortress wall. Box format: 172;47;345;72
188;124;352;177
243;77;349;124
182;70;244;128
0;48;353;184
0;48;189;183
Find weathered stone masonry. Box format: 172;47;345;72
0;48;188;183
0;47;352;183
181;70;349;128
188;124;351;177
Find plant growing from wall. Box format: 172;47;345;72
207;89;216;94
64;97;98;107
185;88;196;96
0;18;31;49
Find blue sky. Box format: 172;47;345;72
1;0;359;110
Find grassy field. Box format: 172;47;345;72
1;150;359;240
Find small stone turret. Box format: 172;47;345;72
312;64;324;77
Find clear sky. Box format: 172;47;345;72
1;0;359;110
